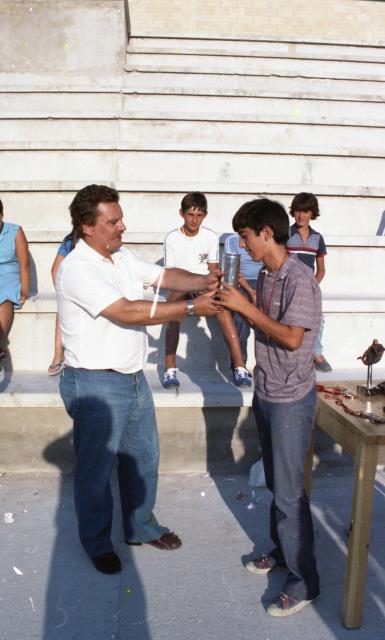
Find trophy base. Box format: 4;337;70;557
356;384;382;397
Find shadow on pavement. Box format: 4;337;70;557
42;399;152;640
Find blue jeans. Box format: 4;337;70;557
252;387;320;600
59;367;165;557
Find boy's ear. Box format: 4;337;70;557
262;226;274;241
179;208;185;218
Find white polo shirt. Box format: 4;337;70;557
55;239;162;373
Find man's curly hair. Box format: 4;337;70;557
69;184;119;239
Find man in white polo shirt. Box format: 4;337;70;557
56;184;220;575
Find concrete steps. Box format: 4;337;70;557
1;368;384;473
0;34;384;394
5;288;385;372
1;152;385;191
2;118;385;157
2;193;385;237
125;52;385;82
127;37;385;63
2;92;385;127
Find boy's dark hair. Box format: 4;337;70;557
232;198;289;245
180;192;207;213
289;192;320;219
69;184;119;239
0;199;3;215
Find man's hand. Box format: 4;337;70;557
216;283;248;314
193;290;221;317
200;269;222;293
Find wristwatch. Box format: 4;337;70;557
186;300;196;316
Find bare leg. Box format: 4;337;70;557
0;300;14;354
217;309;245;369
48;314;64;370
165;291;188;370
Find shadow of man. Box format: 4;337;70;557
42;397;152;640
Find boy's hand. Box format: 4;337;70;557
216;283;248;314
193;290;221;317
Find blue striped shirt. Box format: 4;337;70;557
286;224;326;272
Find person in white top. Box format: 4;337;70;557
163;192;251;389
56;184;220;575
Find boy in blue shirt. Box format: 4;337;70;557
224;233;263;367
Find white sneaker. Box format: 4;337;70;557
163;368;180;389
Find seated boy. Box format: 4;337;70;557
163;192;251;388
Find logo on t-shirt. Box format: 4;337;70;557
199;252;208;263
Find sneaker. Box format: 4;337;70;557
267;592;313;617
313;355;332;372
233;367;252;387
245;554;286;575
163;368;180;388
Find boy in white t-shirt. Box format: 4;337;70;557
163;192;251;388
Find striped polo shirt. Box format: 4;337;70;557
254;254;321;403
286;224;326;271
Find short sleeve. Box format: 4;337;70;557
127;253;162;286
207;232;219;263
57;237;73;257
61;262;123;318
317;234;327;256
281;273;319;331
224;234;239;254
164;235;176;268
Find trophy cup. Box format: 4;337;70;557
221;252;240;287
357;339;385;396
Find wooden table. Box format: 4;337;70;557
305;382;385;629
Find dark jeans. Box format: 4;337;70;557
60;366;165;557
252;386;320;600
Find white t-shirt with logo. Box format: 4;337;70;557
164;226;219;275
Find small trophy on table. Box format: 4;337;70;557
357;339;385;396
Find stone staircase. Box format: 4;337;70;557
1;26;385;471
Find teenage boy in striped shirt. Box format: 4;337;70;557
217;198;321;617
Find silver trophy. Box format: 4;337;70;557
221;252;240;287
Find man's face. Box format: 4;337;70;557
83;201;126;255
180;206;207;236
238;226;265;261
293;209;312;228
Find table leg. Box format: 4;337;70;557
342;442;378;629
304;426;316;499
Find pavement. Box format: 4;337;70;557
1;467;385;640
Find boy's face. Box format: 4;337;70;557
180;206;207;236
293;209;313;228
238;226;265;262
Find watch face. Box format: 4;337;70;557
187;301;195;315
